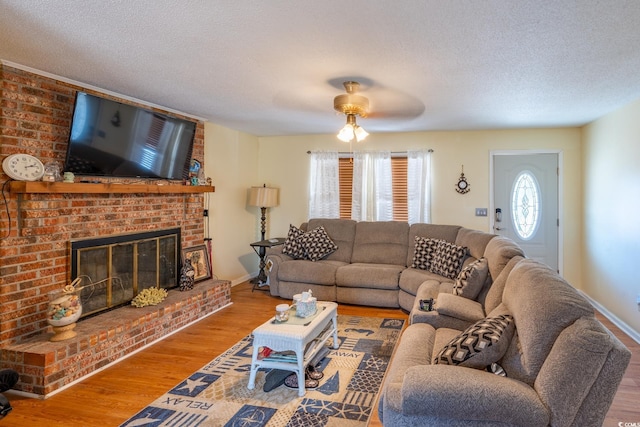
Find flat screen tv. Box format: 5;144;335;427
64;91;196;180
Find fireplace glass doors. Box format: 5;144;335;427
70;228;181;318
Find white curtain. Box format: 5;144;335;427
351;151;393;221
407;149;432;224
308;151;340;218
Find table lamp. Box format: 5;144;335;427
249;184;279;241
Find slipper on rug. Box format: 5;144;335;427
284;372;319;389
306;365;324;380
263;369;291;392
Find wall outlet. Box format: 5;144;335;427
475;208;488;217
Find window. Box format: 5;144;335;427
511;170;541;240
309;150;430;223
339;156;408;221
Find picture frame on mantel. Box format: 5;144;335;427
182;245;211;282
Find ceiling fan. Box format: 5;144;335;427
333;81;370;142
272;77;426;135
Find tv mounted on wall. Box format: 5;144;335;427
64;91;196;180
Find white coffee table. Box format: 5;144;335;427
247;301;339;396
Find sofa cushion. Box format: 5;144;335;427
351;221;409;265
282;224;306;259
336;263;404;290
535;316;623;426
453;257;489;299
406;223;461;266
299;226;338;261
481;255;523;312
433;313;515;369
380;323;435;389
455;228;496;260
279;259;344;285
429;240;467;279
483;235;525;283
435;293;485;323
500;259;595;385
399;268;452;296
410;236;438;270
308;218;357;263
432;328;461;359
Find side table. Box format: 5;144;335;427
250;237;285;291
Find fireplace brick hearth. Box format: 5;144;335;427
3;279;231;397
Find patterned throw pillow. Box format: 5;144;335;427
411;236;440;270
433;314;515;369
299;226;338;261
452;257;489;300
282;224;306;259
428;240;468;279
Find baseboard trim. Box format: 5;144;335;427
579;290;640;345
231;274;255;286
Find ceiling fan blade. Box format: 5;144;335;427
365;87;425;119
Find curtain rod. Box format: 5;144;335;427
306;149;433;154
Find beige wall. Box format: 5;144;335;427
203;108;640;341
258;128;583;286
203;123;262;284
582;99;640;338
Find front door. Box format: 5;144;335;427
492;152;559;272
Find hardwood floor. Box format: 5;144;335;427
3;282;638;426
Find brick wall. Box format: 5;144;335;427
0;64;208;346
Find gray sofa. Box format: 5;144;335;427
266;218;519;312
266;218;631;425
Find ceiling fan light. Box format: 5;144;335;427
336;104;369;143
354;125;369;142
337;124;355;142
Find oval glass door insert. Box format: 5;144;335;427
511;170;541;240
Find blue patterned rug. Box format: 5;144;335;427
120;315;405;427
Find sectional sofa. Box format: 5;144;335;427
265;218;631;426
266;218;519;312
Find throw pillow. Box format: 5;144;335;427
452;257;489;300
299;226;338;261
410;236;439;270
428;240;468;279
433;314;515;369
282;224;306;259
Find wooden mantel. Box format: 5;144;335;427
8;181;215;194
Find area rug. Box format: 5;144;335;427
120;315;405;427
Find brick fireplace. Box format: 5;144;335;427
0;64;230;396
71;228;182;318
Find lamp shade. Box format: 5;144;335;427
249;186;279;208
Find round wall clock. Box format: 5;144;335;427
2;154;45;181
455;165;470;194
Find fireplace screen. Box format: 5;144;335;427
71;228;180;318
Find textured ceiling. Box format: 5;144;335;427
2;0;640;136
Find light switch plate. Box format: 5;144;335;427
475;208;488;217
